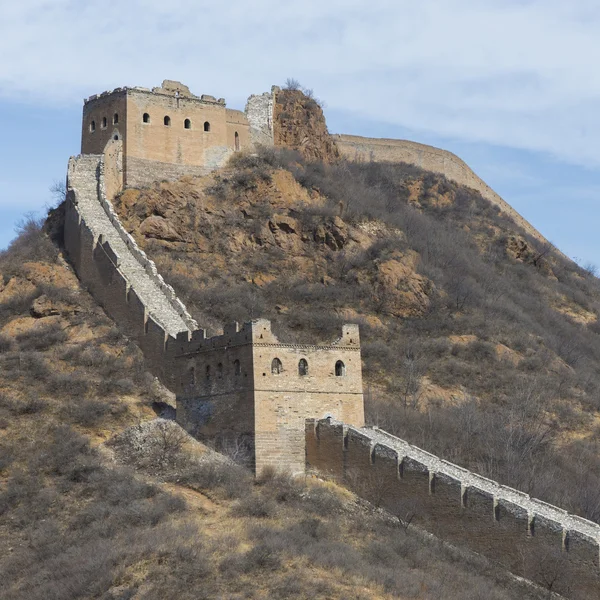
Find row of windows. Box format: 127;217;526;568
142;113;211;131
89;114;212;132
190;360;241;384
190;358;347;385
270;358;346;377
89;113;119;132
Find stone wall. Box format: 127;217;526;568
102;138;124;201
245;88;277;147
82;90;126;156
306;418;600;599
252;321;363;473
64;149;194;385
125;156;211;189
335;134;547;245
64;151;364;473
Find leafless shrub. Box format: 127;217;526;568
283;78;301;91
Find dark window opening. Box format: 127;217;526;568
271;358;283;375
234;131;240;151
205;365;211;379
184;118;191;129
164;115;171;126
113;134;119;141
190;367;196;385
204;121;210;132
234;359;241;376
101;117;107;128
298;359;308;376
90;120;96;133
113;113;119;124
335;360;346;377
217;363;223;378
143;113;150;123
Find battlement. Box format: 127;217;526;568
306;418;600;599
84;80;227;106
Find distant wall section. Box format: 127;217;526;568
336;134;546;245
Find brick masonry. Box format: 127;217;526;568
82;80;258;190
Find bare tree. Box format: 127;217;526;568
49;179;67;207
149;421;189;468
283;78;301;91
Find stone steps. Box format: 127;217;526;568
69;154;190;336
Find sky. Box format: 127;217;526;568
1;0;600;266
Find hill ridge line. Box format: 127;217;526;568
335;133;553;250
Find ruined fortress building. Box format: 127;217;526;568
63;80;600;597
81;79;277;189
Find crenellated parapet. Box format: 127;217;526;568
306;418;600;599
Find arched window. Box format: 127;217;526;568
143;113;150;123
113;134;119;141
234;131;240;151
90;120;96;133
203;121;210;132
217;363;223;378
164;115;171;126
298;359;308;376
234;359;241;376
205;365;211;379
271;358;283;375
113;113;119;124
335;360;346;377
101;117;107;129
184;118;191;129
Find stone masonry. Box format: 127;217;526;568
81;80;275;190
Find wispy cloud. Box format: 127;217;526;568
2;1;600;166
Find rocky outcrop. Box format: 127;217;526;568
273;90;340;163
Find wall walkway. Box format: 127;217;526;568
307;418;600;599
65;152;195;337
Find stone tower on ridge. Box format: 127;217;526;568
81;80;277;190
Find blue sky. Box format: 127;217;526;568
1;1;600;267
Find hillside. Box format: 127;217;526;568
111;144;600;526
0;222;549;598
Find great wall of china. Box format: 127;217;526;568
62;81;599;598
